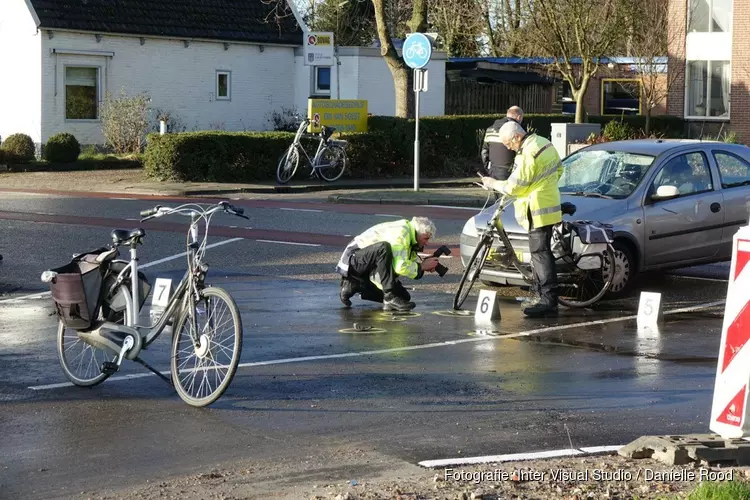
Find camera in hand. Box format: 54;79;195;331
432;245;451;277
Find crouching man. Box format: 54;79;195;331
336;216;440;311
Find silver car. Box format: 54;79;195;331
460;139;750;296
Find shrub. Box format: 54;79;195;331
43;132;81;162
100;88;151;154
1;133;35;162
602;119;635;141
266;105;302;132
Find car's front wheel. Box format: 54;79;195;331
605;240;636;298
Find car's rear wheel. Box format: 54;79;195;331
605;239;636;297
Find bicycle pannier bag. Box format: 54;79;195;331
569;221;614;270
47;252;106;330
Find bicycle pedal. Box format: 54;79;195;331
100;361;119;375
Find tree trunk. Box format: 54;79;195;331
645;109;652;135
574;89;585;124
372;0;410;117
407;0;428;33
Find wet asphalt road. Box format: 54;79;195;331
0;190;733;499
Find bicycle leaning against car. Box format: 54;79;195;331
453;190;617;311
41;201;248;407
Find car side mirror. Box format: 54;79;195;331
651;185;680;201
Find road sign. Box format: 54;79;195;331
402;33;432;69
304;31;334;66
413;69;428;92
710;225;750;438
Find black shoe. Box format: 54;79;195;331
383;292;415;312
340;278;356;307
523;301;558;317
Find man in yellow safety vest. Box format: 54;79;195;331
481;120;563;317
336;217;440;311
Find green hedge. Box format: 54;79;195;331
143;114;688;182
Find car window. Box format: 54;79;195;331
558;150;655;198
650;152;713;196
713;151;750;188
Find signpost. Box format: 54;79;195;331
402;33;432;192
304;32;334;67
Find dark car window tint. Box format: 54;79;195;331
713;151;750;188
651;152;712;196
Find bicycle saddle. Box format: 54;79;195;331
111;228;146;246
321;126;336;141
561;202;577;216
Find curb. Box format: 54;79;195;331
327;195;488;207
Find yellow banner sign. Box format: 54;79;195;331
307;99;368;133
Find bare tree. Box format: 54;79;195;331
521;0;629;123
428;0;484;56
625;0;681;133
480;0;533;56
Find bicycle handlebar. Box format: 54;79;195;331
139;201;249;222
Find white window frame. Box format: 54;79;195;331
313;66;331;95
687;0;733;33
216;70;231;101
683;59;731;121
64;65;101;122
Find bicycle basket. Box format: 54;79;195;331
46;248;114;330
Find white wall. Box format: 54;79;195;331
0;0;42;146
40;31;298;144
294;46;446;119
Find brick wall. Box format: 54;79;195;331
667;0;687;117
731;0;750;142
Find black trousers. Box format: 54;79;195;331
527;217;557;304
488;164;512;180
347;242;410;302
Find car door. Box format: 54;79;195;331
643;150;725;267
711;149;750;259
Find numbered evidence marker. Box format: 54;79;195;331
475;289;501;322
150;278;172;326
637;291;662;328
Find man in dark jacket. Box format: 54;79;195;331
480;106;525;180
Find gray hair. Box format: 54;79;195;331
507;105;524;121
498;120;526;143
411;216;436;238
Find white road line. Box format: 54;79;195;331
0;237;245;305
110;197;133;201
374;214;400;218
255;239;321;247
418;445;625;468
419;204;482;211
279;207;324;213
28;298;725;391
419;448;584;468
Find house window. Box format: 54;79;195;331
688;0;732;32
65;66;99;120
216;71;231;100
601;79;641;115
314;67;331;94
686;60;730;118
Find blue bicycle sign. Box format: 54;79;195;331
402;33;432;69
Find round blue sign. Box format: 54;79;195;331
402;33;432;69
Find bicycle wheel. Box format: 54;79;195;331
57;285;130;387
557;244;615;308
276;145;300;184
316;144;347;182
453;235;492;310
171;286;243;407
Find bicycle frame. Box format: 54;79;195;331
289;118;341;172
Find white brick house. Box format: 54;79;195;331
0;0;304;148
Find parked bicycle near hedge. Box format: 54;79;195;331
276;116;348;184
42;201;248;407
